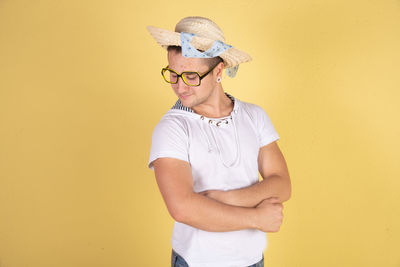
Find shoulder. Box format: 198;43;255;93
152;110;190;137
236;98;269;121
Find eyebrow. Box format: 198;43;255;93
166;66;207;74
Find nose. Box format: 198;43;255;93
174;76;190;93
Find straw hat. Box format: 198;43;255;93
146;16;252;70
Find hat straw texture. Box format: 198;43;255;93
146;16;252;69
175;16;226;42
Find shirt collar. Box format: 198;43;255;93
171;92;235;113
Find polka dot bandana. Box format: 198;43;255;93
180;32;239;77
180;32;232;58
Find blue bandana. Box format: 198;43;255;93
180;32;232;58
180;32;239;77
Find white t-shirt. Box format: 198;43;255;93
148;94;280;267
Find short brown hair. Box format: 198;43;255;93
167;45;223;69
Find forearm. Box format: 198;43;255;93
209;174;291;208
172;191;258;232
230;175;291;207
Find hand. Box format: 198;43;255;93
255;197;283;232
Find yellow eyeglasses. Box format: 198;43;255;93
161;62;219;86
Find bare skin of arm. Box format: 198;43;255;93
153;157;283;233
200;141;291;207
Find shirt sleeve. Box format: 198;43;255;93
148;117;189;170
254;105;280;147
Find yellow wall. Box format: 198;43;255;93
1;0;399;266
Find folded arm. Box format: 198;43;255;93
201;141;291;207
152;157;283;233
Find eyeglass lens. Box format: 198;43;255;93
163;69;200;86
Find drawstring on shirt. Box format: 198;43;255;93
199;112;241;168
199;115;213;152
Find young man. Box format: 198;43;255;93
147;16;291;267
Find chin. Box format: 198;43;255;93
181;100;194;108
180;96;195;107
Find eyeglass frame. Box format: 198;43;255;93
161;62;220;87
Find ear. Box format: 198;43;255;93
214;62;224;76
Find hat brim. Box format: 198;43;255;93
146;25;252;69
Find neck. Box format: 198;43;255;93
192;85;234;118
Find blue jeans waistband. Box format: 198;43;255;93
171;250;264;267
